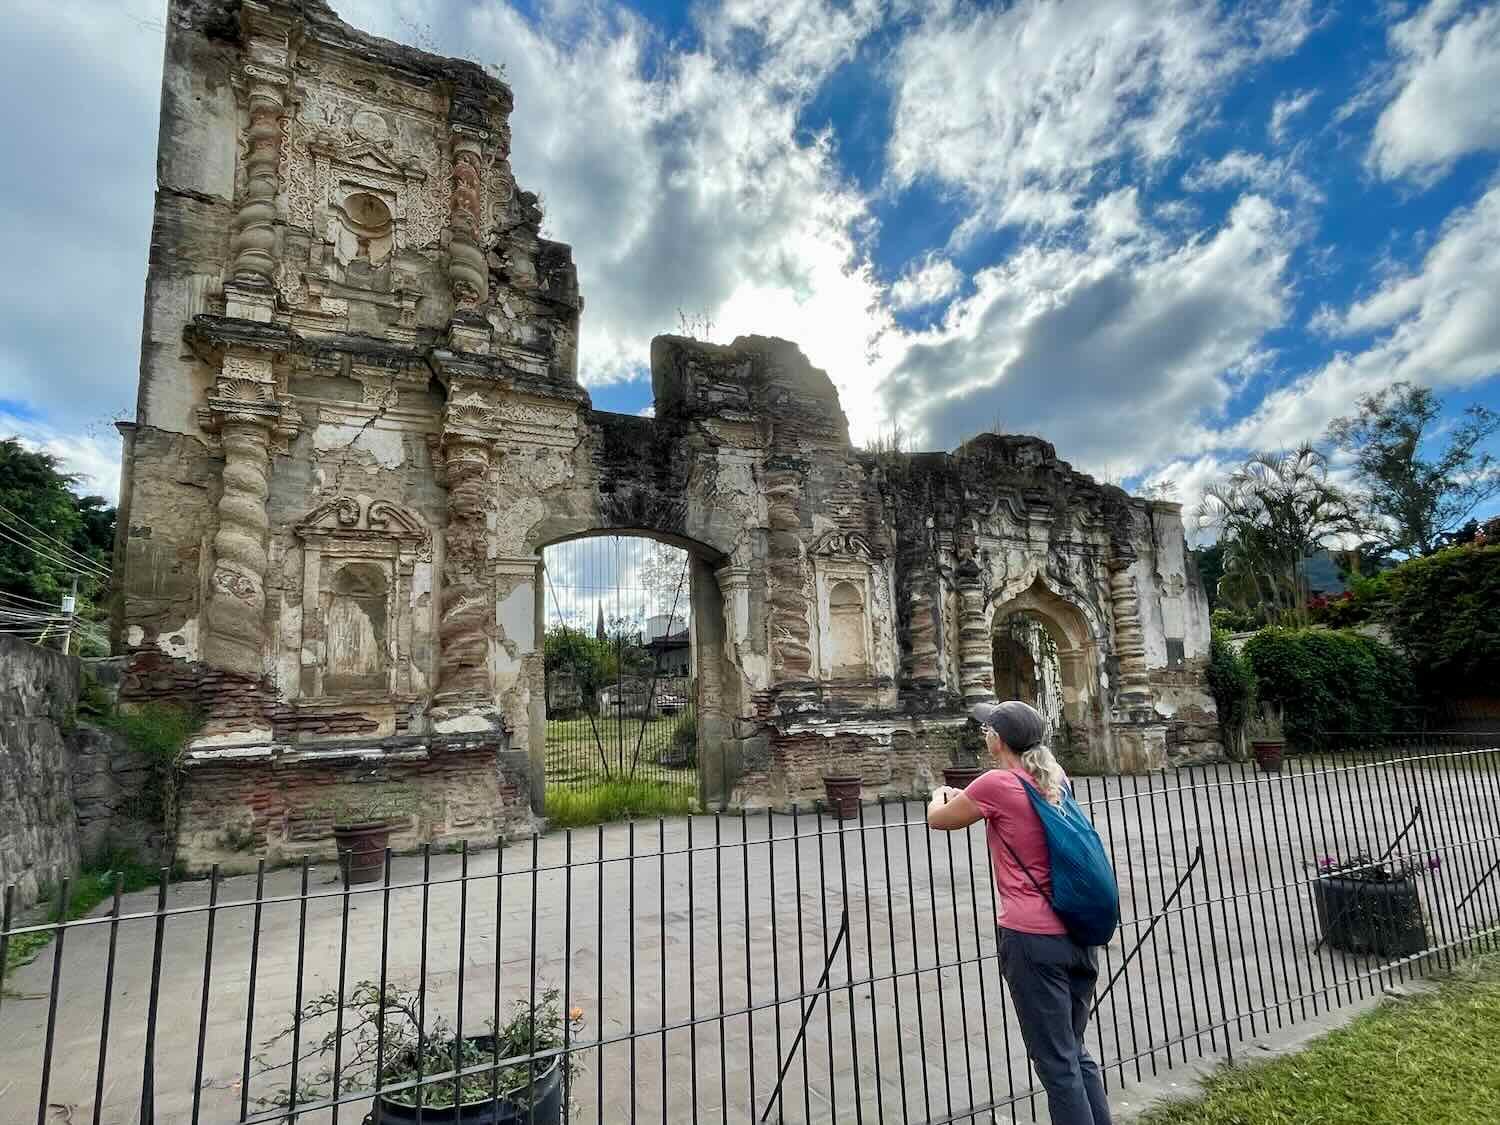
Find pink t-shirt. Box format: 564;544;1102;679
965;768;1067;935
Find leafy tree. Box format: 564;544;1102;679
1191;542;1226;608
1326;382;1500;558
1381;543;1500;701
1196;445;1363;626
0;439;114;644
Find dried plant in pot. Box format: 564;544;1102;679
252;982;584;1124
310;785;420;886
1246;708;1285;773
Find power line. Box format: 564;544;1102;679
0;503;112;576
0;522;111;582
0;588;66;609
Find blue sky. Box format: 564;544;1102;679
2;0;1498;528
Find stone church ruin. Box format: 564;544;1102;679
113;0;1218;869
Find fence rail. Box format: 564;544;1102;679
3;734;1499;1124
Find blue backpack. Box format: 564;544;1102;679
1001;775;1120;948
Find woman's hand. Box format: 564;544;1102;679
926;786;983;831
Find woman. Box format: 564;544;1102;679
927;700;1111;1125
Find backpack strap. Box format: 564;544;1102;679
1001;769;1056;903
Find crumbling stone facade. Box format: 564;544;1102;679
116;0;1217;868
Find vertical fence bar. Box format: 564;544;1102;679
240;860;266;1121
0;884;13;1025
1224;765;1272;1036
876;801;910;1124
939;813;975;1113
1305;755;1353;1007
528;833;539;1125
766;807;786;1123
332;853;352;1125
858;803;889;1125
920;805;953;1119
1281;757;1329;1015
836;816;865;1123
288;858;311;1122
562;831;573;1125
628;820;638;1125
1468;748;1500;944
91;874;123;1125
742;809;758;1120
687;816;701;1124
900;801;933;1121
790;805;811;1124
1397;743;1449;973
597;823;606;1125
659;818;668;1125
1123;772;1160;1075
492;839;504;1107
416;845;431;1125
36;875;69;1125
1258;758;1309;1021
1167;775;1209;1055
139;868;169;1125
376;849;392;1104
1328;748;1379;991
1142;770;1185;1065
959;809;997;1114
455;842;469;1119
1365;746;1410;988
815;808;839;1121
715;816;728;1124
1099;775;1140;1083
189;865;220;1125
1432;740;1481;959
1375;745;1418;986
1197;770;1239;1055
1082;778;1114;1091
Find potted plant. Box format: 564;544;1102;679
943;720;989;790
253;982;583;1124
1246;707;1285;773
1310;852;1437;958
311;785;419;887
821;769;862;821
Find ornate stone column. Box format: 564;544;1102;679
446;92;491;324
905;569;942;688
764;461;813;689
956;557;995;706
227;4;293;321
431;383;501;704
1107;555;1152;706
199;351;299;678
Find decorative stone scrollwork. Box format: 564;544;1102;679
446;135;489;309
765;466;813;682
810;530;876;558
231;39;291;288
1108;555;1153;706
956;558;995;706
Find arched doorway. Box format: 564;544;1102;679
535;530;733;817
990;577;1102;760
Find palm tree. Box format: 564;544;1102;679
1196;445;1364;625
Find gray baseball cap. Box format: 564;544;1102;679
969;700;1046;751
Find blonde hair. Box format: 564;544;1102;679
1020;745;1066;806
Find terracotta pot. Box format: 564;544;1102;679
1251;739;1284;773
943;765;985;790
821;774;862;821
333;821;392;886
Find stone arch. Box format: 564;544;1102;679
528;527;741;809
989;574;1105;755
827;579;869;677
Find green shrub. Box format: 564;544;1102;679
1382;544;1500;699
1210;608;1259;633
106;703;199;835
1243;628;1417;752
544;780;696;828
1206;629;1255;748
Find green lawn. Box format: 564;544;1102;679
543;713;692;787
1138;955;1500;1124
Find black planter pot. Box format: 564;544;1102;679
368;1046;562;1125
1313;875;1428;958
333;821;393;887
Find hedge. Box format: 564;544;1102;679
1243;628;1416;752
1206;628;1255;744
1381;544;1500;698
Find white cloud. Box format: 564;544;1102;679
878;193;1298;474
890;256;963;311
1231;177;1500;449
1370;0;1500;183
1268;87;1317;143
1182;149;1325;206
2;411;122;501
885;0;1315;239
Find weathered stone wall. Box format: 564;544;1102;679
116;0;1221;856
0;635;81;908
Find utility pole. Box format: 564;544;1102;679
60;573;78;655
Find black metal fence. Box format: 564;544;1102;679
3;734;1499;1124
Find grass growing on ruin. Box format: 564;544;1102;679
545;779;697;828
1138;954;1500;1124
4;851;168;975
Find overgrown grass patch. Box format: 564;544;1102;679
1138;954;1500;1124
4;850;168;974
544;779;697;828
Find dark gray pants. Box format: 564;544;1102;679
998;928;1111;1125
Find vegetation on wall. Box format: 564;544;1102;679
104;703;200;850
1205;629;1255;755
1243;628;1416;751
1381;543;1500;700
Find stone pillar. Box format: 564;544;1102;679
199;351;298;678
1107;556;1152;707
764;461;813;688
956;558;995;706
430;381;502;710
906;569;942;687
227;5;292;320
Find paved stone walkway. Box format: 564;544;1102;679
4;751;1498;1124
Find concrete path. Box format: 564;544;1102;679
4;751;1498;1124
